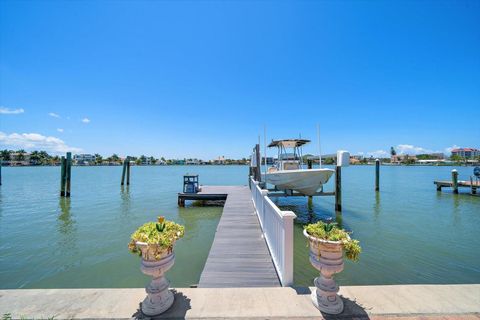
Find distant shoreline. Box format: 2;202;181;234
1;163;478;168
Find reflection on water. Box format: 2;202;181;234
0;165;479;289
58;197;73;233
120;185;131;216
171;206;222;286
57;197;77;270
373;192;381;220
290;165;480;287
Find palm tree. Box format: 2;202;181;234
30;151;41;165
38;151;50;165
1;149;12;161
390;147;396;156
94;154;103;165
16;149;26;161
110;154;120;163
51;155;60;165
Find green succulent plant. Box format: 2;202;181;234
128;216;184;259
304;221;361;262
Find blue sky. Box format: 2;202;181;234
1;0;479;159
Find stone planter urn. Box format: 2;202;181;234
136;242;176;317
303;229;346;314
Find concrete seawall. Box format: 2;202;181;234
1;284;479;319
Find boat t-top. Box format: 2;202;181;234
264;139;335;196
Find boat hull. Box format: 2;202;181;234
265;169;335;196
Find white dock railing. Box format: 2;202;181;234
250;177;296;286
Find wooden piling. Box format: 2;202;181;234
255;144;261;182
60;156;66;196
335;165;342;212
307;159;313;203
126;158;130;185
0;159;2;186
65;152;72;197
375;159;380;191
451;169;458;194
248;167;253;188
121;159;127;185
470;176;476;195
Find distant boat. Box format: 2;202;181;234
264;139;334;196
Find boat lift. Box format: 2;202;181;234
250;145;350;212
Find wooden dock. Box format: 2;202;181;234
434;180;479;194
195;186;281;288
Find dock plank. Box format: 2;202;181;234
198;186;280;288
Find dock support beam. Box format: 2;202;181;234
178;197;185;207
451;169;458;194
335;166;342;212
375;159;380;191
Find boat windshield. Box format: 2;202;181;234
279;153;298;160
274;142;305;170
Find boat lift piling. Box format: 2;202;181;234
335;165;342;212
307;159;313;206
251;144;261;183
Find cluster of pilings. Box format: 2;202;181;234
57;153;131;197
60;152;72;197
121;157;131;185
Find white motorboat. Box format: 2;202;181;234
264;139;334;196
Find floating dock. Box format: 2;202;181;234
193;186;280;288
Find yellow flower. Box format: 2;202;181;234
157;216;165;224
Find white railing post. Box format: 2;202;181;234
260;189;268;227
282;211;296;286
249;177;296;287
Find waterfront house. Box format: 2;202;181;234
186;158;201;165
391;154;417;164
7;152;31;166
73;154;96;165
213;156;226;165
451;148;480;159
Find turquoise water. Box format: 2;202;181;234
0;165;479;288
